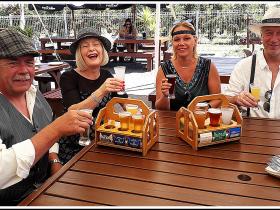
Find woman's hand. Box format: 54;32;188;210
99;77;124;95
161;78;171;98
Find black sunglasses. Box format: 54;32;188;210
263;90;272;112
173;19;194;26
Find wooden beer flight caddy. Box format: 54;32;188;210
176;94;243;150
95;97;159;156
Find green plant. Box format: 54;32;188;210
137;6;156;38
9;26;33;38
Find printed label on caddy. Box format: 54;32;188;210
199;132;213;145
229;127;241;138
100;132;113;143
113;134;127;146
212;129;227;141
128;137;142;148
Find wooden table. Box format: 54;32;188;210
19;111;280;206
35;62;69;92
39;37;75;61
113;36;169;61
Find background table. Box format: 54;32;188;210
34;62;69;93
19;110;280;206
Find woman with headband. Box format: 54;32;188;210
155;21;221;110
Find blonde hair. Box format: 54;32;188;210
170;21;198;59
76;41;109;71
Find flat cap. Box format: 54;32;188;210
0;28;39;58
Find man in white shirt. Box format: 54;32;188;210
225;7;280;119
0;28;93;205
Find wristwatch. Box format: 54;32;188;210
49;159;63;165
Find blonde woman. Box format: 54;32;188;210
59;27;127;164
155;21;221;110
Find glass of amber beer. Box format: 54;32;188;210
118;111;131;131
208;108;222;127
132;114;145;133
166;74;177;99
126;104;139;115
250;83;260;110
193;110;207;129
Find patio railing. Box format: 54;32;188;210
0;9;265;56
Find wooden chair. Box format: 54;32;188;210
42;88;64;118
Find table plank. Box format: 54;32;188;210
45;182;189;206
28;194;98;206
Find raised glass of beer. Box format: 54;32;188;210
114;66;126;95
118;111;131;131
132;114;145;133
208;108;222;127
166;74;177;99
78;108;93;146
250;83;260;110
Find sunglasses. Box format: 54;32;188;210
173;19;194;26
263;90;272;112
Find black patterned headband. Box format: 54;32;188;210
262;18;280;24
171;30;196;37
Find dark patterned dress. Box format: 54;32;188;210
161;57;211;111
58;68;127;164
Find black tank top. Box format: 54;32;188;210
161;57;211;111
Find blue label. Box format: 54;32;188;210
128;137;142;148
229;127;241;138
113;134;126;145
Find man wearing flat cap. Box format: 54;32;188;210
225;7;280;119
0;28;93;205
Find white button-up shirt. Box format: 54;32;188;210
225;50;280;119
0;85;58;189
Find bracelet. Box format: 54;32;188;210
91;92;101;104
49;159;63;165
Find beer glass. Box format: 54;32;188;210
193;110;207;129
78;108;93;146
196;102;209;112
126;104;139;115
250;83;260;110
114;66;126;95
118;111;131;131
166;74;177;99
132;114;145;133
208;108;222;127
221;107;234;125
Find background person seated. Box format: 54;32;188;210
118;18;138;62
